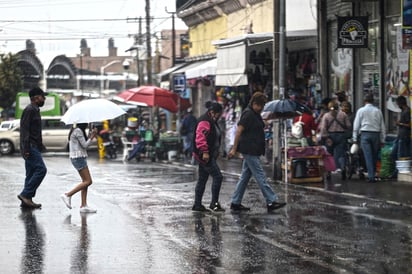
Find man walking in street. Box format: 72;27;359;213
18;87;48;208
228;92;286;212
353;93;386;183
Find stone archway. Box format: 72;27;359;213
16;49;44;90
46;55;78;90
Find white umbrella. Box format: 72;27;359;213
61;99;126;124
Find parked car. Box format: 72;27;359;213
0;116;71;155
0;120;20;131
0;116;98;155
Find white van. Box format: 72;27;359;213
0;120;20;131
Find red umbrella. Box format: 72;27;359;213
114;85;191;113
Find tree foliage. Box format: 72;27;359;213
0;53;23;109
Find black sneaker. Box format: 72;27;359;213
230;203;251;211
210;202;225;212
341;170;346;180
267;202;286;212
192;204;210;212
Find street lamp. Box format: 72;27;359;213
100;60;122;96
126;45;145;86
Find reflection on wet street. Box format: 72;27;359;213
191;213;223;273
69;213;90;273
1;155;412;273
20;208;44;274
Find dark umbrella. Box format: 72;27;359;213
263;99;309;118
262;99;310;184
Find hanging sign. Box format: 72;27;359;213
402;28;412;49
337;16;368;48
403;0;412;29
173;74;186;94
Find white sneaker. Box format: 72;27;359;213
332;168;342;174
80;206;97;213
60;194;72;209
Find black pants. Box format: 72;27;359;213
194;157;223;207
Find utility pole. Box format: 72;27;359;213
138;17;143;86
271;0;286;180
272;0;281;179
145;0;152;85
165;7;176;67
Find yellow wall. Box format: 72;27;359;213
227;1;274;37
189;16;227;56
188;1;274;57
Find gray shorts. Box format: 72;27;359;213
70;157;88;171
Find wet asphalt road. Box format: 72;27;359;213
1;153;412;274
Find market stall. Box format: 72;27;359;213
284;146;333;183
156;131;182;161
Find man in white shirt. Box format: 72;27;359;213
353;94;386;183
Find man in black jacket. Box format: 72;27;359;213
228;92;286;212
18;87;48;208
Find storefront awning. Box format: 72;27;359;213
172;60;209;75
215;42;248;86
158;63;188;82
185;58;217;79
213;32;317;86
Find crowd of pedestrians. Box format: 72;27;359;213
16;86;411;214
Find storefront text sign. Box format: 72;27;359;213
337;16;368;48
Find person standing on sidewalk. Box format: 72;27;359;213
180;108;197;162
228;92;286;212
353;93;386;183
18;87;48;209
390;96;411;178
319;101;351;180
61;123;98;213
192;101;224;212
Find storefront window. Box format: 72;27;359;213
329;21;354;102
357;0;380;108
385;14;404;133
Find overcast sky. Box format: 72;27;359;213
0;0;187;64
0;0;317;66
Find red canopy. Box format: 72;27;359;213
115;86;191;113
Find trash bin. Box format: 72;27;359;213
168;150;177;161
292;158;307;178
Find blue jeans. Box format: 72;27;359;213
360;132;380;180
329;132;347;171
21;147;47;198
194;157;223;207
391;137;411;161
232;154;277;205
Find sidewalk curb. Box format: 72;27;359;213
164;159;412;208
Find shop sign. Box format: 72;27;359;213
403;0;412;29
173;74;186;94
410;50;412;91
402;28;412;49
337;16;368;48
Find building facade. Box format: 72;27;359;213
318;0;411;134
176;0;318;117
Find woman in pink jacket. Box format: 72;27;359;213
192;101;224;212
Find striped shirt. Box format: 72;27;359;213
320;110;351;137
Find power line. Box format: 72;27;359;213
0;17;172;23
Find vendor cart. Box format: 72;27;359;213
283;146;332;183
139;128;157;162
156;133;182;161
